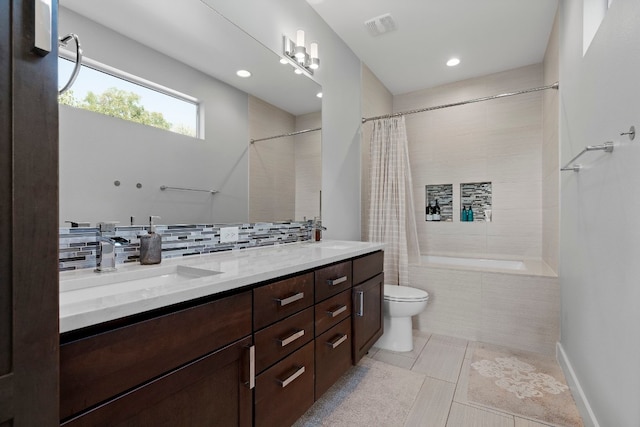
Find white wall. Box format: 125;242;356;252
206;1;363;240
559;0;640;426
542;12;560;273
59;8;249;226
395;64;545;259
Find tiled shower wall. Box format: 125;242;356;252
396;64;544;259
59;221;311;271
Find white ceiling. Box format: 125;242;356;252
59;0;322;116
307;0;559;95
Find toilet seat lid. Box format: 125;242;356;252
384;284;429;302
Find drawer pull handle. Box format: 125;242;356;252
244;345;255;390
275;292;304;306
326;305;347;318
355;290;364;317
278;365;305;388
326;333;348;349
327;276;347;286
278;329;305;347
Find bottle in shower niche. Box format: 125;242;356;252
426;203;433;221
461;206;467;222
467;206;474;222
140;215;162;265
433;200;441;221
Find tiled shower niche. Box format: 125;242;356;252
425;184;453;221
460;182;492;222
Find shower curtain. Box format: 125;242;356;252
368;116;420;286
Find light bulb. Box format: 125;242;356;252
310;42;318;59
296;29;305;47
294;68;303;75
446;58;460;67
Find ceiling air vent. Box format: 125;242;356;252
364;13;397;37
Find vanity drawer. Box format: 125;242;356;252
314;288;351;336
353;250;384;284
314;260;352;302
254;307;314;373
315;317;352;399
254;272;314;330
60;291;252;420
255;341;315;427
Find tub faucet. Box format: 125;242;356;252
95;222;120;273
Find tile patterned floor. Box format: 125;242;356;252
366;331;561;427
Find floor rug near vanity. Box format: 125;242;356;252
294;357;424;427
467;343;583;427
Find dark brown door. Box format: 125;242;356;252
352;273;384;363
0;1;60;425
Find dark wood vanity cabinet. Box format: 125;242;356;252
62;335;253;427
59;250;384;427
60;291;253;426
352;251;384;363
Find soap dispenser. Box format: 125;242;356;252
140;216;162;265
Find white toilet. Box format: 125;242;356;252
375;284;429;352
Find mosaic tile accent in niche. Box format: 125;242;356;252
59;221;312;272
425;184;453;221
460;182;492;222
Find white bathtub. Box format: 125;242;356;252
409;254;559;355
421;255;525;271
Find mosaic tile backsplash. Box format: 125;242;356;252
59;221;312;272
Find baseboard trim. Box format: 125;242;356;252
556;342;600;427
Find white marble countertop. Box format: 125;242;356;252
59;240;384;333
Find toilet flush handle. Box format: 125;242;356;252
355;291;364;316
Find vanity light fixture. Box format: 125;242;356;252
236;69;251;78
446;57;460;67
282;29;319;75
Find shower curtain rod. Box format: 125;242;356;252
250;127;322;143
362;82;559;123
248;82;559;141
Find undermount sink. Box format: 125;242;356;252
60;265;223;306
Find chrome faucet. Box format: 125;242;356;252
307;217;327;241
95;222;120;273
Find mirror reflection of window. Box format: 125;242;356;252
58;56;199;138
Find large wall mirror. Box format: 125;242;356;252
58;0;321;227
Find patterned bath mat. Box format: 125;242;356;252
294;357;425;427
468;343;583;427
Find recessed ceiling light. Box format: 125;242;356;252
446;58;460;67
279;58;288;64
236;70;251;78
316;92;323;98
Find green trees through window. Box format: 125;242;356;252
60;88;195;137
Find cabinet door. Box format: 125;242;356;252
352;273;384;364
62;336;254;427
